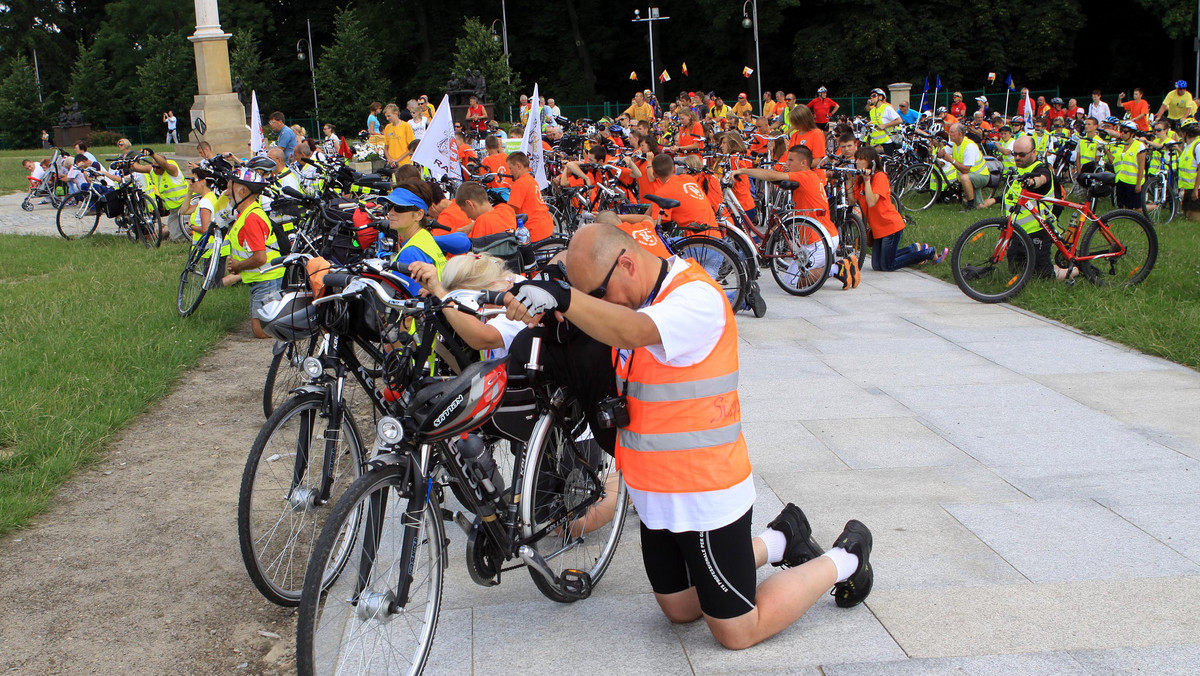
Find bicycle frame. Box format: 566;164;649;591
1006;189;1126;265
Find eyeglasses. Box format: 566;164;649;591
588;248;626;298
386;203;420;214
1013;150;1034;158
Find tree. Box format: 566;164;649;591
0;56;48;148
452;17;520;114
135;34;197;139
229;28;280;106
315;7;391;135
67;41;116;129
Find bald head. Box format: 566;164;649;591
267;146;286;170
565;223;658;308
1012;135;1035;166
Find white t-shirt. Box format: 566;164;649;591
409;117;428;140
166;114;177;131
955;140;982;167
620;256;756;533
878;104;901;126
30;163;47;181
484;315;526;359
1088;101;1111;121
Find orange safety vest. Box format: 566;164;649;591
614;260;752;494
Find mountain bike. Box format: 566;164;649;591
951;171;1157;303
1142;141;1180;226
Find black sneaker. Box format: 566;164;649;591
831;520;873;608
767;503;823;568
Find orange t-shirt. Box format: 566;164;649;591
853;172;905;239
650;174;718;237
438;201;473;233
507;173;553;242
677;122;706;155
470;203;517;238
786;171;834;242
729;155;756;212
1122;99;1151;130
480;153;511;187
618;218;672;258
788;129;827;162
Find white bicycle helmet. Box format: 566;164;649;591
257;290;318;341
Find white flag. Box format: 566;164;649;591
412;94;459;180
249;90;264;153
1023;91;1034;133
519;83;548;189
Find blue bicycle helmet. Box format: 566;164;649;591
1176;80;1188;89
1104;116;1120;125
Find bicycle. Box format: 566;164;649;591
1142;140;1180;225
951;171;1158;303
177;192;234;317
294;284;627;675
56;164;163;247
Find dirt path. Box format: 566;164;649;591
0;325;299;675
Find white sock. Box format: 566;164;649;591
822;547;860;583
757;528;788;565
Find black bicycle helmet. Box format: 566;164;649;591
257;291;318;341
228;167;270;193
247;155;277;174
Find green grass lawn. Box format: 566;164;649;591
896;201;1200;371
0;235;248;535
0;144;176;196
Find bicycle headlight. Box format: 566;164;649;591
302;357;324;379
377;416;404;443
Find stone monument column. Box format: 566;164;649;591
888;82;912;108
188;0;248;154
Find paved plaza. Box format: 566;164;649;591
2;194;1199;674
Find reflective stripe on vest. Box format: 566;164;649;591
148;160;187;209
1077;136;1099;164
614;259;752;494
228;201;283;283
953;139;989;175
1032;132;1051;155
1115;139;1144;185
191;192;231;258
868;104;892;146
997;138;1016;169
1004;161;1055;234
1180;140;1199;189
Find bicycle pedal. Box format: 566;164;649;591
560;569;593;599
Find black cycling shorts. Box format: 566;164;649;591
640;508;757;620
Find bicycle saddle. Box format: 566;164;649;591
1077;172;1115;185
643;194;680;210
778;180;799;190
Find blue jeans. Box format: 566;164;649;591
871;230;933;271
249;277;283;318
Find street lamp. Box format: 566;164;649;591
295;19;320;133
632;7;670;104
743;0;762;115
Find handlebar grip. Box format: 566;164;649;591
322;273;353;289
282;186;308;200
269;256;283;266
479;289;509;307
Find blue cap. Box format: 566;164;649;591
1177;80;1189;89
381;187;428;212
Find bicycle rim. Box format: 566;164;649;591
672;236;748;310
766;219;830;296
950;218;1034;303
521;410;627;601
238;394;364;606
897;165;938;212
297;467;443;676
177;244;210;317
1079;209;1157;287
264;340;315;418
56;193;98;239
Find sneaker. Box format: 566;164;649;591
768;503;824;568
831;520;873;608
833;264;850;289
847;254;861;289
931;247;949;265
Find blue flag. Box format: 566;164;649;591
1006;74;1015;91
936;75;943;90
923;76;930;93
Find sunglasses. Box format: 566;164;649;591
1013;150;1034;158
386;203;420;214
588;248;626;298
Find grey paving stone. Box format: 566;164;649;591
866;576;1200;658
825;651;1089;676
1070;643;1200;675
423;607;473;674
944;500;1200;582
807;314;940;340
904;308;1053;331
743;420;849;476
471;594;693;676
818;349;1028;388
1099;498;1200;564
995;458;1200;502
803;417;977;469
958;337;1174;375
739;378;912;422
809;336;963;357
678;598;905;674
760;465;1030;510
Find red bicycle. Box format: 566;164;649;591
951;171;1158;303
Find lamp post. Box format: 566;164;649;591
742;0;762;114
632;7;670;103
296;19;319;132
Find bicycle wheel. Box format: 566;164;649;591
237;392;366;607
895;163;941;212
1078;209;1158;287
56;192;100;239
766;217;831;296
131;193;163;248
835;211;867;263
950;217;1035;303
521;402;628;603
297;464;444;676
177;233;218;317
263;337;319;418
672;235;748;310
1141;176;1177;226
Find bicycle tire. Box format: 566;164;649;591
765;217;831;296
950;217;1035;303
131;193;163;248
895;163;942;212
835;211;868;264
237;392;366;607
177;232;218;317
297;464;444;676
520;402;627;603
1141;175;1177;226
56;192;100;239
263;337;318;418
672;235;749;310
1078;209;1158;287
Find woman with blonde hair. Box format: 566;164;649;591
407;254;526;358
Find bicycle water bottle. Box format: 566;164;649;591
515;222;531;246
454;434;505;504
